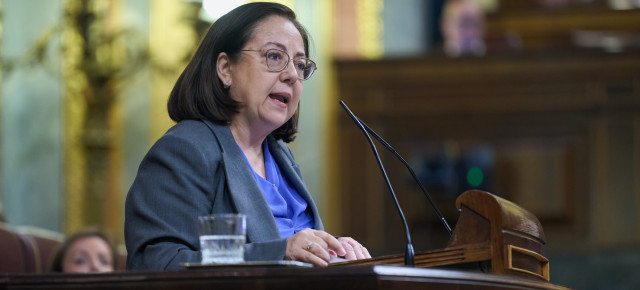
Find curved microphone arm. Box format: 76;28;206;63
356;116;453;236
340;101;415;266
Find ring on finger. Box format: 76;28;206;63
306;242;313;251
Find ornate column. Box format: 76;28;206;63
62;0;131;234
62;0;90;234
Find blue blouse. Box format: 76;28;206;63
239;140;315;238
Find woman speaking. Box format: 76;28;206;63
124;2;370;270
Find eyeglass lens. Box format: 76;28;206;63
265;49;316;80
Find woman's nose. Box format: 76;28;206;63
280;59;299;85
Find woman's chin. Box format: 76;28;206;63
257;116;287;132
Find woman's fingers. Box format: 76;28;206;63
299;242;329;267
314;230;346;257
362;244;371;259
285;229;341;267
337;237;371;260
339;238;358;260
285;230;370;266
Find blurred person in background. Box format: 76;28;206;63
50;231;115;273
441;0;487;57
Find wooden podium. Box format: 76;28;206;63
332;190;551;282
0;191;569;289
0;264;568;290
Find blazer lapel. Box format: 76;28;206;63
203;121;281;242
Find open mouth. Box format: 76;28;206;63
269;94;289;104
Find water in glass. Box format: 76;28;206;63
200;234;245;264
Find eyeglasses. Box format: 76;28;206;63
240;48;317;80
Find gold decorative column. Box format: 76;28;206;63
62;0;89;234
62;0;128;236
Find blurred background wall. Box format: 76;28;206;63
1;0;639;289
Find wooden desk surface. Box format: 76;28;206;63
0;265;571;290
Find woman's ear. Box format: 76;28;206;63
216;52;232;87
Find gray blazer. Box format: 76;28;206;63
124;119;323;270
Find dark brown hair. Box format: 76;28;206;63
167;2;310;143
49;231;115;273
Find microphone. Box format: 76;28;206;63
354;116;453;236
339;100;415;266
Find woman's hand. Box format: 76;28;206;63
336;237;371;260
284;229;370;267
284;229;345;267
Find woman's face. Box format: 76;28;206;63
62;236;114;273
227;16;305;135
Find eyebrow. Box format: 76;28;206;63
263;41;306;58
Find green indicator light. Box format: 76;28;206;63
467;166;484;187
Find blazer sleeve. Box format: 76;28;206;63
125;126;223;271
125;122;291;271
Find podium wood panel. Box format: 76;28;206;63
332;190;550;281
0;265;570;290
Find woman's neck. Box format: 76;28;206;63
230;122;268;178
